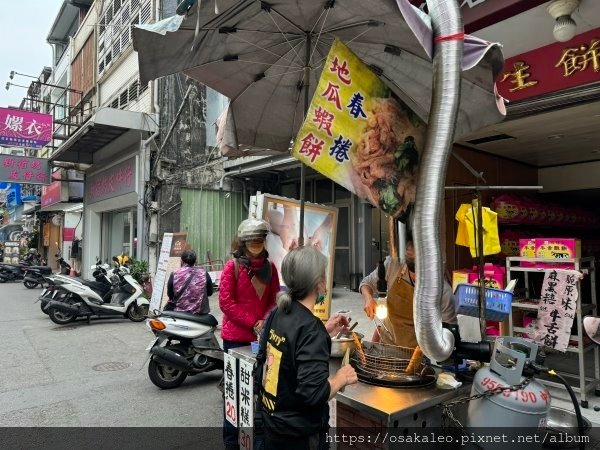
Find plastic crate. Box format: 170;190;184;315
455;283;513;322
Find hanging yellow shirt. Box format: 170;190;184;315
455;203;501;257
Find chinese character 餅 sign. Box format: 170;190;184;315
533;269;583;352
498;27;600;102
0;155;51;185
0;107;53;149
85;157;136;204
238;358;254;450
291;39;426;221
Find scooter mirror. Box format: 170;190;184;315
583;316;600;346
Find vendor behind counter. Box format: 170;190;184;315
360;239;457;348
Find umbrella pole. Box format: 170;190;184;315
298;33;311;248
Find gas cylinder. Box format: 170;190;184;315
466;337;551;448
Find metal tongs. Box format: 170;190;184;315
372;316;390;340
336;321;358;339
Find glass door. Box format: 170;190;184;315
102;209;137;261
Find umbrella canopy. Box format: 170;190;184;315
133;0;505;158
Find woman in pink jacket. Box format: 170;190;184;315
220;218;279;450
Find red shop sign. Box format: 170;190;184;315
41;180;63;208
497;27;600;103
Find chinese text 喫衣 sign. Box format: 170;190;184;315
0;107;53;149
533;269;582;352
0;155;51;185
497;27;600;102
85;157;136;204
291;39;426;222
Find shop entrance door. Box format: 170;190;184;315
102;209;137;262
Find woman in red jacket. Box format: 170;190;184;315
220;218;279;450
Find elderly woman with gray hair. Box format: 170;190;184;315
256;246;358;450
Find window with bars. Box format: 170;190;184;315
98;0;152;77
106;78;148;110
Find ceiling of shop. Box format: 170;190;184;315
457;102;600;168
474;1;600;59
458;1;600;169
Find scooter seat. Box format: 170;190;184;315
161;311;218;327
81;279;112;295
26;266;52;275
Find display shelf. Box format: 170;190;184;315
511;302;595;313
506;256;599;407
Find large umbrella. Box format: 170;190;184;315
133;0;504;244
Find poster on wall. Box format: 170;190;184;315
291;38;426;222
149;232;188;313
252;193;338;321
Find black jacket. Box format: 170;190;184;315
259;301;331;436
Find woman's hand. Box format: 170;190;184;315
363;296;376;319
254;320;265;336
336;364;358;387
328;364;358;399
325;314;349;337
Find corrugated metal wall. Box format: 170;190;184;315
180;189;245;264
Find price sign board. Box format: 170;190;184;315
224;353;238;427
238;358;254;450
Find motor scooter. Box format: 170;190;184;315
24;251;75;289
42;257;148;325
145;310;223;389
38;259;112;314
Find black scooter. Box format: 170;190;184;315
23;253;72;288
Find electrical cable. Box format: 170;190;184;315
547;369;585;450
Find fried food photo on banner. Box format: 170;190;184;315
350;96;426;221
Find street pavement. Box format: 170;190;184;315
4;280;598;430
0;282;368;427
0;281;223;427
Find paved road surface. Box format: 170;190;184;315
0;282;223;427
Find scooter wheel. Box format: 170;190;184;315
127;303;149;322
48;307;76;325
24;280;39;289
148;348;188;389
41;301;50;315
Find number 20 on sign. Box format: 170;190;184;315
224;353;238;427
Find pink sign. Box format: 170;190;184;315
85;157;136;204
0;107;53;149
63;228;75;241
0;155;51;185
41;181;63;208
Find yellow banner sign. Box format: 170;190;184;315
292;39;427;221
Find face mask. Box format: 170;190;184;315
246;243;264;256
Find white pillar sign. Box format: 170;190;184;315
224;353;238;427
238;358;254;450
149;233;173;312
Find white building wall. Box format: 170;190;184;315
98;49;139;106
128;89;151;113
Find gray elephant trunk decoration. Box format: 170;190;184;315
413;0;463;363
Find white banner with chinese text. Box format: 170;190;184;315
533;269;582;352
238;358;254;450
